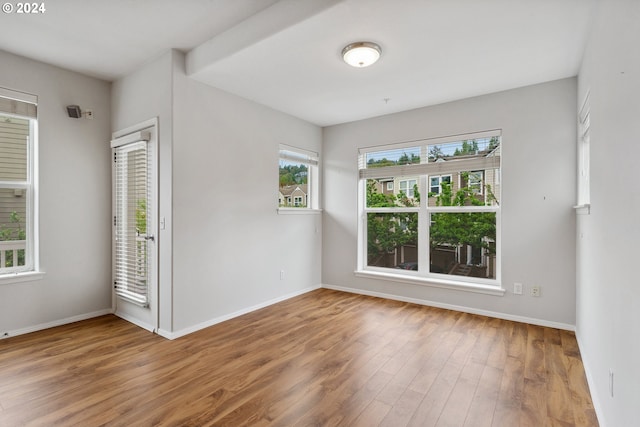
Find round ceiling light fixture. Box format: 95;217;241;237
342;42;382;68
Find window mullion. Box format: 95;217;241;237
419;175;429;275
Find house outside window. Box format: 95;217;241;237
278;145;319;210
429;175;452;195
0;90;38;276
399;179;417;198
358;131;501;287
466;171;484;195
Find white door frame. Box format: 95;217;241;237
111;118;159;332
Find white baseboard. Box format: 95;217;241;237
114;311;156;333
574;329;606;427
157;285;321;340
322;284;575;331
0;308;114;340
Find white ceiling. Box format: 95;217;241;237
0;0;595;126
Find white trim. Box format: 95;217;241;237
277;208;322;215
114;311;155;333
0;270;45;285
354;270;505;296
574;330;606;427
0;87;37;105
279;144;318;161
0;308;113;339
111;117;157;140
110;131;150;148
573;204;591;215
323;284;574;331
157;285;321;340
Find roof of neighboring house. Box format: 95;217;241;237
279;184;308;196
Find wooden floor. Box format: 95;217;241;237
0;289;598;426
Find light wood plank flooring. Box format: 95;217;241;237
0;289;598;426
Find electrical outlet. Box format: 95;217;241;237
513;283;523;295
280;270;285;280
85;109;94;119
531;285;541;297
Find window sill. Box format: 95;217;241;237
354;269;505;296
573;204;590;215
0;271;45;285
277;208;322;215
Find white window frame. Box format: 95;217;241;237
0;88;42;284
278;144;320;214
356;130;503;296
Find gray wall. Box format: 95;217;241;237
111;50;175;333
172;52;322;333
112;50;323;336
576;1;640;426
322;78;577;327
0;50;112;334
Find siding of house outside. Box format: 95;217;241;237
0;116;28;236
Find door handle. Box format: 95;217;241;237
136;229;155;242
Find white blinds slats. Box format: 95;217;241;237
113;139;150;307
279;145;319;166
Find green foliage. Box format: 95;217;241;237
136;199;147;233
0;211;24;241
453;140;479;156
429;180;496;254
367;152;419;168
0;211;26;267
428;145;444;161
279;164;308;187
366;180;418;263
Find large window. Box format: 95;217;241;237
358;131;501;287
0;90;37;275
278;145;319;210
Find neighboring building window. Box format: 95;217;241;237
279;145;319;210
466;171;484;195
399;179;418;198
0;90;37;275
386;181;394;191
358;131;501;285
429;175;451;195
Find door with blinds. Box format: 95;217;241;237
111;122;158;332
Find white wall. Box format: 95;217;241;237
171;52;322;333
111;51;174;332
323;78;577;327
576;1;640;426
0;50;112;335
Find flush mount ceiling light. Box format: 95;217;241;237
342;42;382;68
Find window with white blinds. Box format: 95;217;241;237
358;130;501;287
112;132;151;306
0;89;37;275
578;92;591;207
